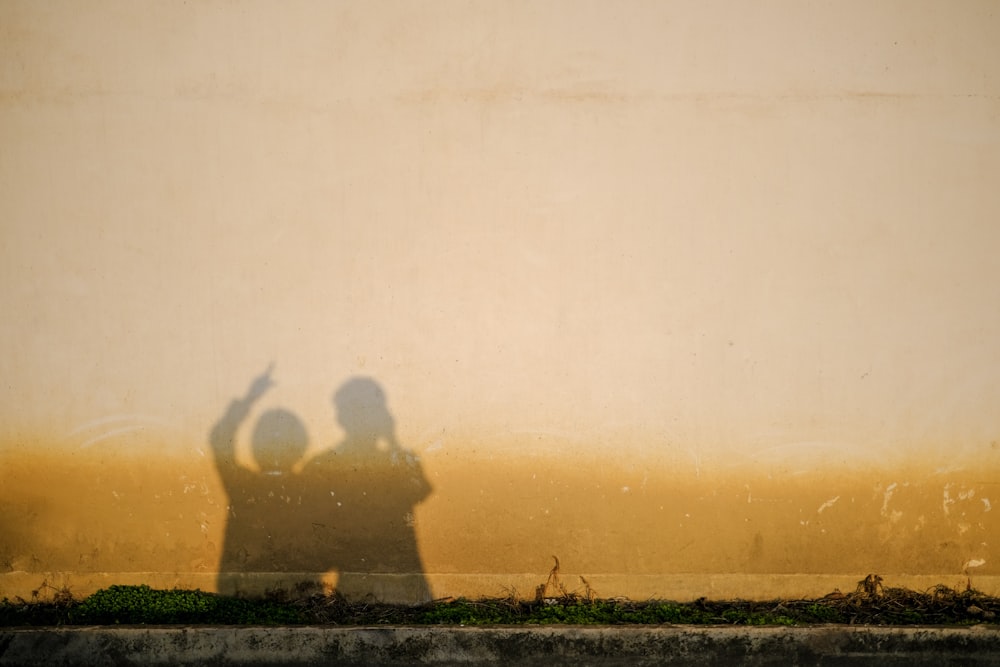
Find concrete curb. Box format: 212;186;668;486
2;625;999;666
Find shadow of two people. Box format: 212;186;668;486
210;367;432;603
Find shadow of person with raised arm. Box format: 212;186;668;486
210;364;315;596
303;377;433;603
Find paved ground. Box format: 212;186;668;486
2;625;1000;666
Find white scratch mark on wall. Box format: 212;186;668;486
68;414;178;448
943;484;955;515
68;414;168;436
881;483;902;522
982;498;992;512
817;496;840;513
80;425;147;448
881;483;898;517
689;449;702;478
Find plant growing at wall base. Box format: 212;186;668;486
3;574;1000;627
67;585;306;625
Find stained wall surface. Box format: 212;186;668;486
2;1;999;603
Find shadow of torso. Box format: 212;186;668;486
218;468;316;575
303;442;432;599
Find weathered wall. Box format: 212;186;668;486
2;1;999;603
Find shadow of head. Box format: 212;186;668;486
333;377;395;445
251;408;308;473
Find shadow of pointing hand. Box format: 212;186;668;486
210;365;315;595
245;363;276;403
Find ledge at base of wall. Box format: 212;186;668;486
2;625;1000;667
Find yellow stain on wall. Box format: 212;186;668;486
3;440;998;602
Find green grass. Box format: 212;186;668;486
1;585;306;626
2;583;997;627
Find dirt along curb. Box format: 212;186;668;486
2;625;1000;666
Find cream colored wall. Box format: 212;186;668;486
2;1;999;603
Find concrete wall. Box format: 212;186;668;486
2;0;999;603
